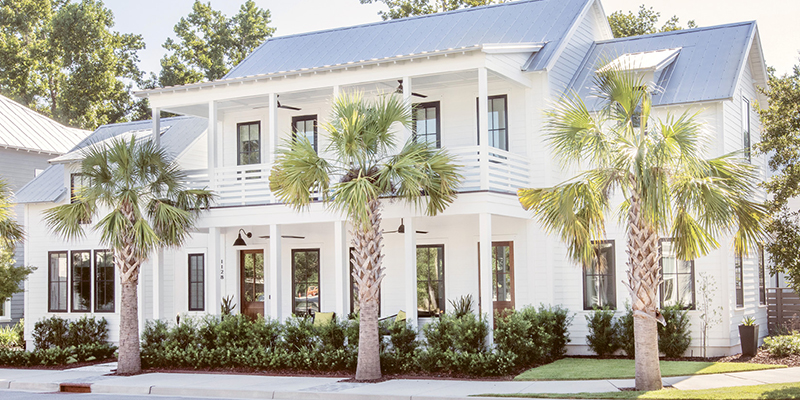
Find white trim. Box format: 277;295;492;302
480;43;544;54
0;298;10;321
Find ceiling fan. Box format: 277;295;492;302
395;79;428;98
258;234;306;239
384;218;428;234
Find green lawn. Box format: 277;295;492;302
479;382;800;399
514;358;784;381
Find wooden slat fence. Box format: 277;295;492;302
767;288;800;334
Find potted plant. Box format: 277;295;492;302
739;316;759;356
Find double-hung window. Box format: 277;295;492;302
583;241;616;310
735;252;744;308
742;98;751;162
95;250;115;312
413;102;441;148
188;254;205;311
477;95;508;150
71;251;91;312
417;245;445;316
660;239;695;309
237;121;261;165
758;245;766;306
292;249;320;315
48;252;68;312
292;115;318;153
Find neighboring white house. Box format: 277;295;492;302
16;0;771;356
0;94;89;327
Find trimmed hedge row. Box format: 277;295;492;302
585;304;692;358
0;316;117;366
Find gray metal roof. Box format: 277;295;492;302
16;116;207;204
567;22;757;108
0;94;89;154
226;0;590;79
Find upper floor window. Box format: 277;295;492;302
417;244;445;316
237;121;261;165
413;101;441;148
70;173;90;203
477;95;508;151
742;98;751;162
292;249;320;316
660;239;695;309
583;240;616;310
735;252;744;308
292;115;318;153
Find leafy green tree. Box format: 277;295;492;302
44;138;213;374
270;92;461;380
359;0;506;20
518;67;766;390
756;61;800;292
0;0;145;129
608;5;696;38
158;0;275;87
0;179;32;304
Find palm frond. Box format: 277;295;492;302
0;179;23;245
270;136;331;209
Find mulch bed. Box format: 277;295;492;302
717;349;800;367
0;357;117;371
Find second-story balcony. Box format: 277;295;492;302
184;145;530;208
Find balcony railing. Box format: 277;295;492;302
184;146;531;208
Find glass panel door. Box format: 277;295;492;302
240;250;264;319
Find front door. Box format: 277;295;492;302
492;242;515;317
240;250;264;319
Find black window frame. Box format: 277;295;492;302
582;240;616;310
237;121;262;166
742;97;751;162
758;245;766;306
94;250;115;313
735;252;744;308
70;250;92;312
188;253;205;312
291;115;319;153
659;239;696;309
476;94;509;151
412;101;441;148
292;248;321;316
416;244;445;317
48;251;68;312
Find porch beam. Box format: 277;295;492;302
208;227;221;315
152;250;161;320
268;93;279;164
485;59;532;88
207;101;217;185
479;213;493;344
334;220;349;317
478;67;490;190
151;107;161;147
402;76;412;145
269;224;283;321
404;217;418;327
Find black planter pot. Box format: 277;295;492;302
739;324;760;356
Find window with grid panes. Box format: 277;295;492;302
188;254;205;311
95;250;115;312
417;245;444;316
292;115;318;152
49;252;68;312
71;251;91;312
583;241;616;310
660;239;695;309
292;249;320;315
477;95;508;150
237;122;261;165
413;102;441;148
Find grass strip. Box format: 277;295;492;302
478;381;800;399
514;358;784;381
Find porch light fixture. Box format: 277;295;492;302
233;229;252;246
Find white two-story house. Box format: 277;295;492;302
16;0;771;356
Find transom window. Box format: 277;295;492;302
292;249;320;316
583;241;616;310
48;252;68;312
417;245;445;317
477;95;508;150
413;102;441;148
237;121;261;165
292;115;318;153
660;240;695;309
188;253;205;311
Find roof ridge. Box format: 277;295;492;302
595;21;755;44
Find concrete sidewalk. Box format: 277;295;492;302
2;363;800;399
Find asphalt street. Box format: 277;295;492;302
0;390;242;400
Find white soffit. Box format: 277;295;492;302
598;48;681;72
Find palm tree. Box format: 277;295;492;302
518;67;766;390
44;137;213;374
270;92;461;380
0;179;23;245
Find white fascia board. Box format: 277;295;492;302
480;43;544;54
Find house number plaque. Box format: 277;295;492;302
219;259;224;280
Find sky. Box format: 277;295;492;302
103;0;800;78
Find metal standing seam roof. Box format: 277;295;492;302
15;116;207;204
0;94;89;154
567;21;758;108
225;0;591;80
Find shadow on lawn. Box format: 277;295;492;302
760;387;800;399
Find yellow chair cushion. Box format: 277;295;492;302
313;312;335;327
395;310;406;323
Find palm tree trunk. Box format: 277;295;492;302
626;192;663;391
116;203;142;375
351;199;385;381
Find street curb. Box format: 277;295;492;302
8;381;59;392
150;386;275;399
90;383;152;395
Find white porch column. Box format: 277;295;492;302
478;67;490;190
269;93;279;164
152;250;161;320
151;107;161;148
402;76;412;144
263;247;269;318
334;220;348;317
404;217;418;327
269;224;283;321
208;227;221;315
479;213;493;343
207;101;217;188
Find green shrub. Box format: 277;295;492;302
422;314;454;352
0;320;24;349
68;316;109;346
282;315;317;351
381;320;419;373
764;334;800;357
33;316;69;349
586;307;619;356
659;304;691;358
495;304;572;367
615;304;635;357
